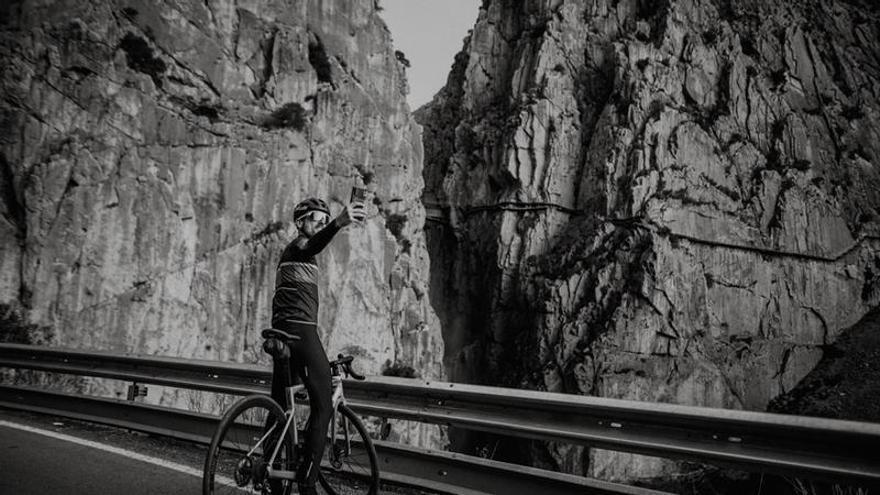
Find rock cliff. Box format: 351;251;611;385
418;0;880;480
0;0;443;438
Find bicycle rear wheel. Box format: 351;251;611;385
318;403;379;495
203;394;296;495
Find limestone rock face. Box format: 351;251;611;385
0;0;443;421
418;0;880;480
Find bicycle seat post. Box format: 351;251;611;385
261;327;304;410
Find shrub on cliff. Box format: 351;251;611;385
0;303;53;344
261;102;308;131
394;50;410;68
381;359;419;378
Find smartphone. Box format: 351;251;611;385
350;186;367;203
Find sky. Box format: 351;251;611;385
379;0;482;110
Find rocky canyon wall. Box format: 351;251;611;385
0;0;443;439
418;0;880;480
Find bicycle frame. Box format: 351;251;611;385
258;382;305;481
264;374;349;480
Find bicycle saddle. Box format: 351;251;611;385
261;328;302;342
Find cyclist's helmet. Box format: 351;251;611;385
293;197;330;222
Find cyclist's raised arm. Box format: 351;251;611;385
295;220;340;257
296;203;365;257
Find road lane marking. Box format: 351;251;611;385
0;420;246;490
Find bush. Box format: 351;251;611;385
118;32;166;87
261;102;308;131
381;360;418;378
395;50;410;68
0;303;53;344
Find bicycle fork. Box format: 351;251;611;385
328;375;351;467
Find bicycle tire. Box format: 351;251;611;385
317;403;380;495
204;394;296;495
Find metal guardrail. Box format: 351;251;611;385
1;343;879;493
345;380;880;484
0;385;657;495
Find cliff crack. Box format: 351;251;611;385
204;0;216;27
0;153;26;240
260;28;279;98
805;305;830;345
37;75;141;141
638;292;681;338
308;34;335;88
2;95;64;137
740;62;754;142
157;101;229;138
607;216;880;264
705;273;757;291
424;200;582;226
803;36;843;165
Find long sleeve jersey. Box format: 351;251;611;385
271;220;341;327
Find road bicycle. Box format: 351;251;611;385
203;328;380;494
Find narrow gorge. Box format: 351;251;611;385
418;0;880;481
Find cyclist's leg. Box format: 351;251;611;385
286;323;332;490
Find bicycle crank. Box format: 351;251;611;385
234;456;254;487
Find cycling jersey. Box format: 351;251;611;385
271;221;341;327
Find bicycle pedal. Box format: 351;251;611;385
293;390;308;401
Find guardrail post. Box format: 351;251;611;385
126;382;148;401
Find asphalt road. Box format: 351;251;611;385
0;409;440;495
0;421;201;494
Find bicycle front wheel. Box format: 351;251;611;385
318;403;379;495
203;394;296;495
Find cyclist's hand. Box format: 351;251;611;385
337;202;366;227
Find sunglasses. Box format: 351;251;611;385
302;211;329;224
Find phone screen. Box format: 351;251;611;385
350;187;367;203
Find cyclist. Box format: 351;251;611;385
267;196;365;494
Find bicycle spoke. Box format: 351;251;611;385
318;404;379;495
